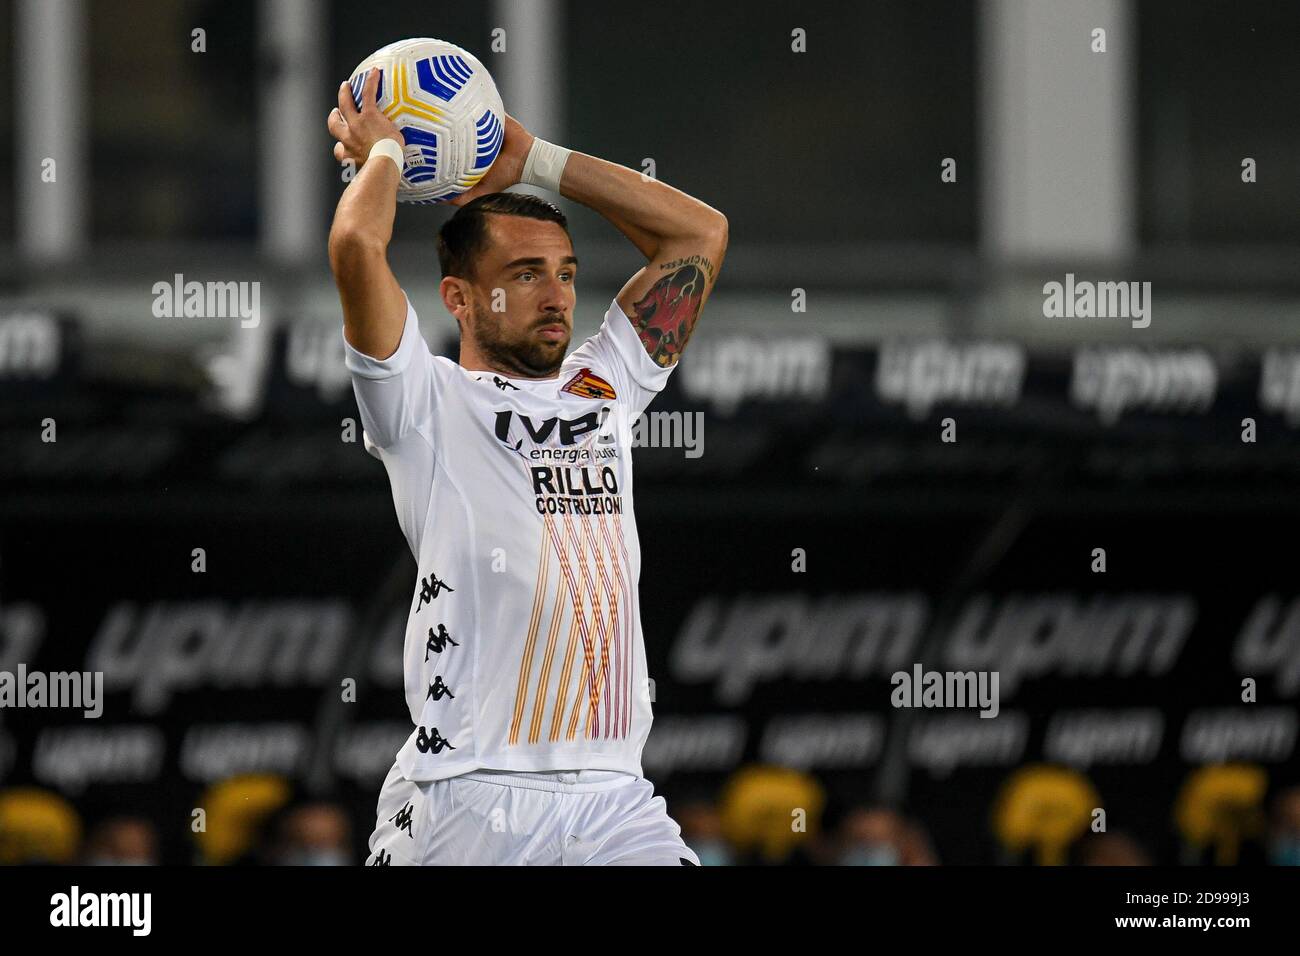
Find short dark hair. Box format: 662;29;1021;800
436;192;570;284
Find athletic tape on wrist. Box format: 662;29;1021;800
368;138;404;173
520;137;572;193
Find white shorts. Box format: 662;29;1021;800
365;763;701;866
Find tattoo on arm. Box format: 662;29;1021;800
629;255;716;367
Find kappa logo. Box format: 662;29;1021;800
561;367;617;400
475;374;519;392
389;801;415;837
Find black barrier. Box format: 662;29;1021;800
1;481;1297;865
1;320;1298;865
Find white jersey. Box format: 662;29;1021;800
344;295;673;782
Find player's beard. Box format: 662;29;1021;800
467;299;570;378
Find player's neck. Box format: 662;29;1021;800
457;346;563;381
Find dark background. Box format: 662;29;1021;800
1;0;1298;867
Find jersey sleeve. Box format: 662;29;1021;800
344;292;439;449
343;292;440;557
567;297;675;417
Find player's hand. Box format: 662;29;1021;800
444;113;535;207
329;68;405;169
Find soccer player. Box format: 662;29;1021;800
327;69;727;865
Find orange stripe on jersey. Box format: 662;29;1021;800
596;510;632;737
549;596;584;743
527;516;569;744
508;514;552;745
563;551;599;738
562;512;609;738
547;524;584;743
565;656;591;741
610;513;636;738
541;513;600;741
580;515;618;738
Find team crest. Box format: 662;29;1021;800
561;367;617;400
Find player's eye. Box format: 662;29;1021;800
518;271;573;281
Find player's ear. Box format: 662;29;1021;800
440;275;468;317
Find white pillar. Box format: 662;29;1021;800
491;0;565;199
259;0;325;264
980;0;1136;263
16;0;88;262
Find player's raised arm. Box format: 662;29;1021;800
327;68;408;360
434;110;726;368
559;149;728;368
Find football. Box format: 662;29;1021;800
346;38;505;204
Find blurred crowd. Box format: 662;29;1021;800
0;764;1297;866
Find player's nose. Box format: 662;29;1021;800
537;275;571;310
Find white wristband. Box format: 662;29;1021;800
368;138;404;173
519;136;572;193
